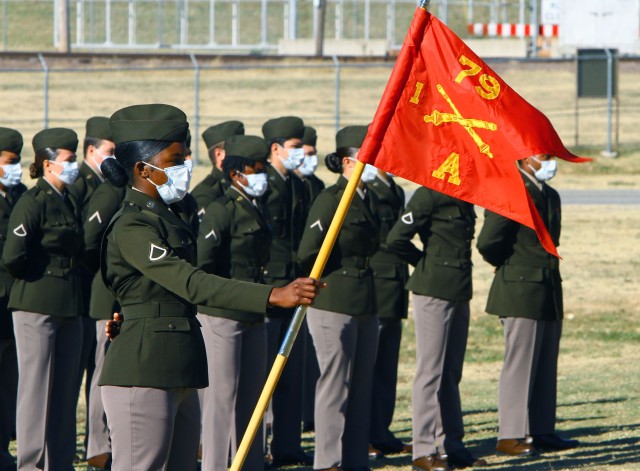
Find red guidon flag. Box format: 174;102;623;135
357;6;590;257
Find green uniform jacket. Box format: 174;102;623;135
191;168;229;221
298;176;379;316
2;178;85;317
296;173;325;205
477;172;562;320
260;164;308;316
197;187;272;324
367;176;408;319
68;161;104;313
84;181;126;320
0;184;27;339
99;188;273;388
387;187;475;302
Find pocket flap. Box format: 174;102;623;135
151;317;192;333
371;263;397;279
263;262;289;279
502;265;544;282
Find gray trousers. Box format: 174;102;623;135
301;319;320;426
13;311;82;471
102;386;200;471
498;317;562;439
307;308;378;470
86;320;111;460
198;314;266;471
369;317;403;449
0;338;18;469
265;315;304;458
412;295;469;459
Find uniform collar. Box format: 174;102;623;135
519;167;544;191
42;176;65;198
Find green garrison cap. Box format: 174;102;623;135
225;135;268;162
185;130;192;149
0;127;23;154
302;126;317;147
202;121;245;149
336;125;368;149
262;116;305;141
32;128;78;153
110;104;189;145
85;116;113;141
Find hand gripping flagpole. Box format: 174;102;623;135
230;2;431;469
230;161;366;471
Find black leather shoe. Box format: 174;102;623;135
371;441;412;455
272;451;314;467
531;434;579;451
445;448;488;468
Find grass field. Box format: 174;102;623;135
3;55;640;469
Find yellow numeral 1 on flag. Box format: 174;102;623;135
410;82;424;104
454;55;501;100
432;152;461;186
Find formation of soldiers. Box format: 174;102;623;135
0;106;578;471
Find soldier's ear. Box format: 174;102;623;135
134;161;150;179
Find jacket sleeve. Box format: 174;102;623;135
115;212;272;313
84;185;122;273
297;191;338;275
386;188;433;267
476;209;517;267
197;201;230;276
2;194;41;278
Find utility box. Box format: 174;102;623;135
577;49;618;98
559;0;639;55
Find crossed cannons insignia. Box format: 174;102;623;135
424;84;497;159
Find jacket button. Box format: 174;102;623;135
342;270;347;274
519;276;525;280
443;261;449;266
168;323;176;330
263;270;269;275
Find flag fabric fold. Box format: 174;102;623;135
358;7;590;257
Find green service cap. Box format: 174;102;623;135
262;116;305;141
336;125;368;149
85;116;113;141
0;127;23;154
110;104;189;145
302;126;317;147
225;135;269;162
202;121;244;149
32;128;78;153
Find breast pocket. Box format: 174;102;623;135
166;229;196;262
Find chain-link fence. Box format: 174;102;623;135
1;54;638;165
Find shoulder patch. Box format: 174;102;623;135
204;229;217;240
401;212;414;225
310;220;324;232
88;211;103;224
149;243;168;262
13;224;27;237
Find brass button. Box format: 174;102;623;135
168;323;176;330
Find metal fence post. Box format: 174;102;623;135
603;48;617;158
332;55;340;133
38;53;50;129
189;53;201;166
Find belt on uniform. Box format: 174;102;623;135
47;256;77;269
505;257;560;270
122;302;196;320
341;256;370;269
425;247;471;259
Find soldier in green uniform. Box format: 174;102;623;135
298;125;380;471
83;163;127;469
0;127;26;471
477;155;578;457
97;104;320;470
191;121;244;219
365;168;411;459
197;135;272;471
2;128;84;470
387;188;484;471
67;116;116;464
294;125;325;434
261;116;312;467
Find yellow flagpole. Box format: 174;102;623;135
230;160;366;471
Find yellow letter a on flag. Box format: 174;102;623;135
431;152;461;186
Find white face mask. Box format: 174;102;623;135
184;159;193;173
0;163;23;187
238;172;268;198
50;161;79;185
360;163;378;183
143;161;191;204
281;147;304;171
298;155;318;176
530;157;557;182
